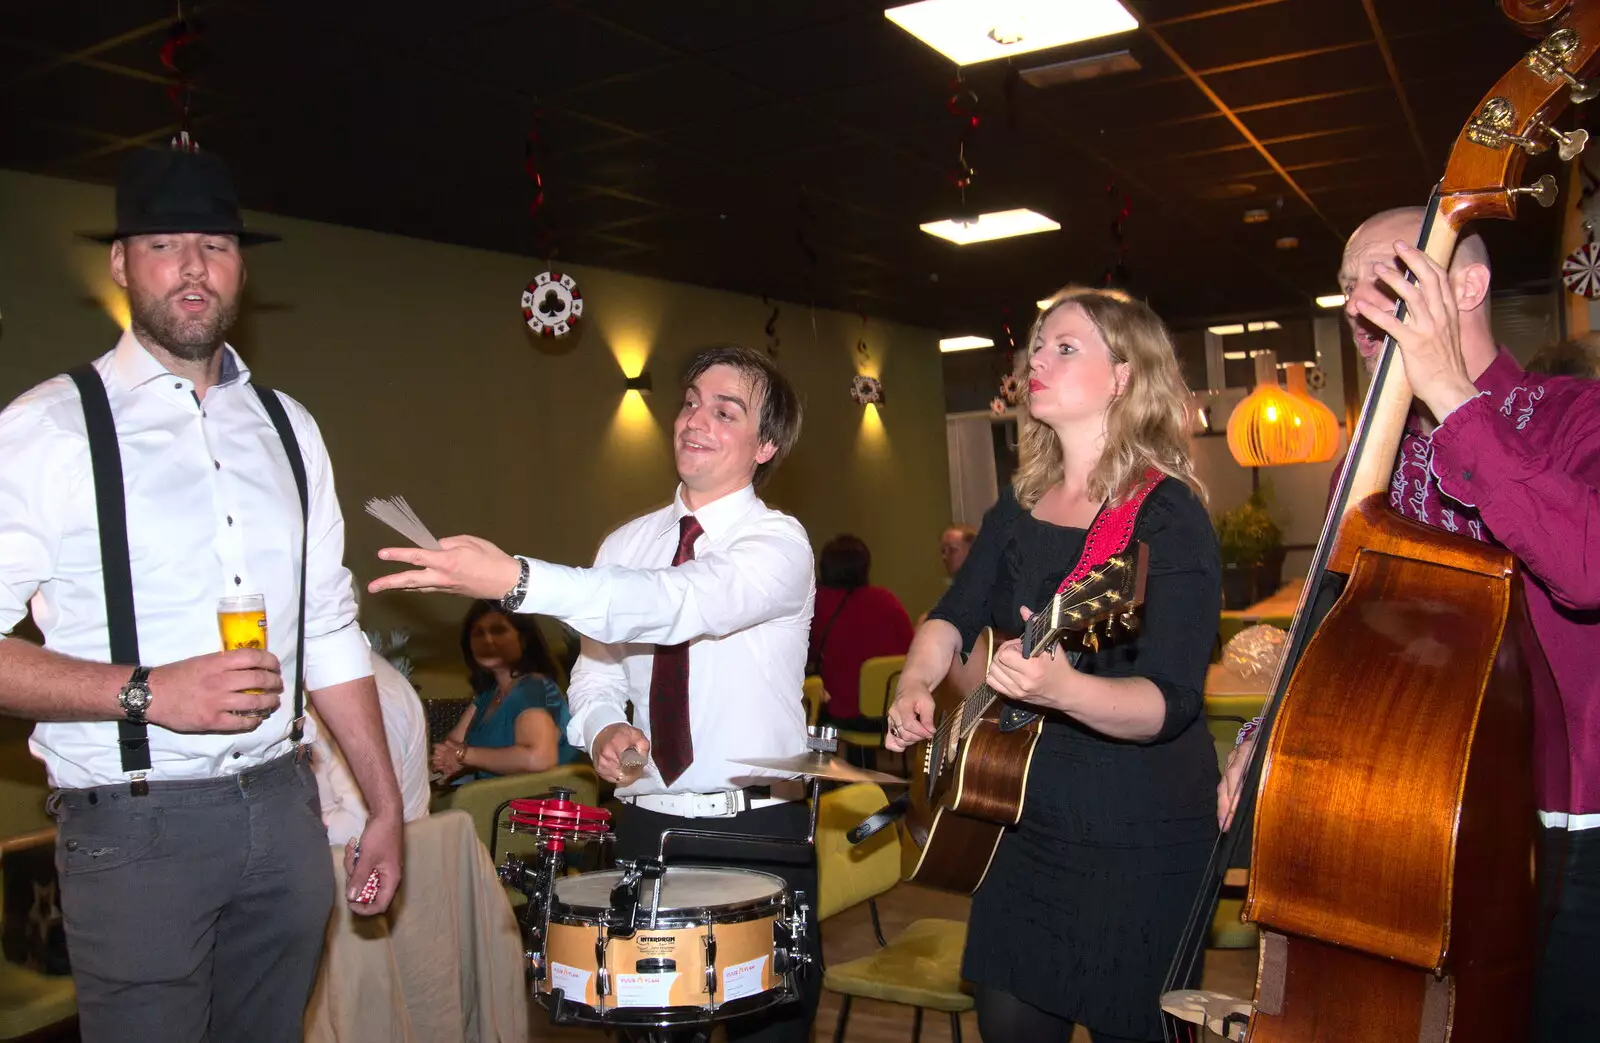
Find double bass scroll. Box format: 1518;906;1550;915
1164;3;1600;1041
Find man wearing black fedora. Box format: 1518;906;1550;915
0;146;403;1042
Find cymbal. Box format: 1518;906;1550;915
732;752;906;785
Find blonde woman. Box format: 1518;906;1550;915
886;287;1220;1042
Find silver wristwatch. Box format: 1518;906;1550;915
118;666;153;724
500;556;530;612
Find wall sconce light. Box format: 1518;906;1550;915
624;372;653;394
850;375;884;407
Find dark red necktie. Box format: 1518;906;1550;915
649;514;702;785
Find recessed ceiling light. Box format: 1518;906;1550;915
1019;50;1141;87
1222;351;1249;361
940;335;995;352
1316;294;1347;308
1275;237;1299;250
886;0;1138;67
1208;324;1246;336
920;208;1061;245
1036;298;1053;310
1243;209;1270;224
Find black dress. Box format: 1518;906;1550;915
928;478;1221;1039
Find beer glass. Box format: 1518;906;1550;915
217;594;271;716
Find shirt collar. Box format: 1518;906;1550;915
109;330;250;391
656;483;760;541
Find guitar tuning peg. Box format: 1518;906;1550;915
1083;628;1100;654
1512;174;1559;208
1120;610;1139;634
1548;126;1590;162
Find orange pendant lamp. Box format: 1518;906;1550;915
1226;351;1339;467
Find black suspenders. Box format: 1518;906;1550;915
67;364;312;784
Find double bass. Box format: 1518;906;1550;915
1166;2;1598;1039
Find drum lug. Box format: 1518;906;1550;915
594;932;610;1000
704;922;719;1000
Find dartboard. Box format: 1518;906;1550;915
520;271;584;337
1562;241;1600;300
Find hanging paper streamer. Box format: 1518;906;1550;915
1102;183;1133;288
763;296;781;358
159;2;201;150
1563;231;1600;299
524;108;560;260
946;73;980;215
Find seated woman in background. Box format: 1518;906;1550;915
808;534;914;730
432;601;579;783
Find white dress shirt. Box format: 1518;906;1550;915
0;332;372;788
313;652;431;846
514;483;814;797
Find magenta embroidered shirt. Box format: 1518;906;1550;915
1388;350;1600;817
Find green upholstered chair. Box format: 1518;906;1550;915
816;783;972;1042
429;762;600;863
0;830;76;1041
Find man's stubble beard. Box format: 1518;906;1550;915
127;282;240;363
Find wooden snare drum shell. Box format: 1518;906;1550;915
540;866;786;1012
543;915;779;1009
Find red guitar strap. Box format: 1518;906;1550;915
1057;467;1165;593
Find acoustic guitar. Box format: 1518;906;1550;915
898;544;1148;892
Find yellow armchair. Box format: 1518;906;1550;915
816;784;972;1042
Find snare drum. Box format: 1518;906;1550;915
540;866;802;1026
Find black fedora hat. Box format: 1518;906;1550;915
81;147;279;245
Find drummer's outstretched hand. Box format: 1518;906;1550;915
593;723;651;785
369;535;522;601
885;682;936;752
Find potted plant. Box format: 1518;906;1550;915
1215;486;1285;610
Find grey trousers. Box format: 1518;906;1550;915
50;751;335;1043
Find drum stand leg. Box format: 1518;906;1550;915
619;1028;710;1043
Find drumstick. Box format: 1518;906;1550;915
618;746;647;784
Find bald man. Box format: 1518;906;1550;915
1220;207;1600;1041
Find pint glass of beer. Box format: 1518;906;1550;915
218;594;270;714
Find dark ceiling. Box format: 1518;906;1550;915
0;1;1576;336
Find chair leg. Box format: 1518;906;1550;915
950;1010;963;1043
912;1006;924;1043
833;994;852;1043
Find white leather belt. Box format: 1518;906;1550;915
1538;810;1600;831
626;788;790;819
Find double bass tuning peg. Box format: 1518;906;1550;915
1512;174;1560;208
1548;126;1589;162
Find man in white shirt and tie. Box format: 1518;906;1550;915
0;147;403;1042
371;344;818;1041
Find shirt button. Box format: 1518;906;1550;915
232;751;241;759
65;839;78;852
234;576;242;586
227;515;234;526
1461;469;1473;481
173;382;182;390
214;460;222;470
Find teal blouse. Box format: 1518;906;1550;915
462;675;577;779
